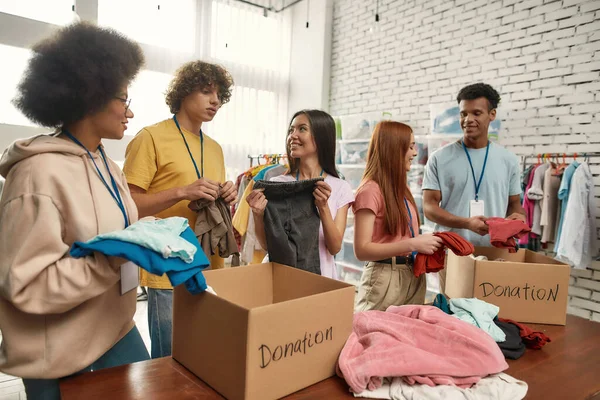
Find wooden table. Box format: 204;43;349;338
60;315;600;400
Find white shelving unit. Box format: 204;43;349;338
335;128;370;286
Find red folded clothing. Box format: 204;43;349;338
498;318;551;349
486;217;531;253
413;232;474;278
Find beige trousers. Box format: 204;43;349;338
355;260;426;312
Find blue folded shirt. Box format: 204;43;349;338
70;227;210;294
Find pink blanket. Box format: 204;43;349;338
337;305;508;393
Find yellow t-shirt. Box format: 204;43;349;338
231;180;254;236
123;118;226;289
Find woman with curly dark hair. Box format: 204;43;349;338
0;22;149;399
123;60;236;359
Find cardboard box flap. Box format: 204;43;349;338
203;263;274;309
272;263;352;303
445;252;476;299
472;247;526;262
525;250;563;265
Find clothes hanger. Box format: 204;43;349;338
554;153;567;176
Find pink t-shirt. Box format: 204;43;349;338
270;174;354;279
353;180;419;247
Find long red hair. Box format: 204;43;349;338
358;121;419;236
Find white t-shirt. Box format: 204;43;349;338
270;174;354;279
556;162;598;269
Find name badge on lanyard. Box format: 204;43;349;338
469;199;485;217
120;261;139;295
462;141;490;218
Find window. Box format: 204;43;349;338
98;0;196;53
211;1;284;70
126;69;173;136
205;0;291;178
0;44;36;127
0;0;75;26
0;0;292;180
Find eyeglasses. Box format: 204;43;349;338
115;96;131;112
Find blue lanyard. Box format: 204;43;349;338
404;198;415;238
296;169;324;180
461;140;490;201
404;198;417;260
62;130;129;227
173;115;204;179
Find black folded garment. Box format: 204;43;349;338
494;319;526;360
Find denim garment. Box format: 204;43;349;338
22;326;149;400
147;288;173;359
254;178;322;275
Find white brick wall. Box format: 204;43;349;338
330;0;600;146
330;0;600;322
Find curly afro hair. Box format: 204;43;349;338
456;83;501;110
13;22;144;128
165;61;233;114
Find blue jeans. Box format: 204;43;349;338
148;288;173;359
22;325;150;400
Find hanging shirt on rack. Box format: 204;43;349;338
263;164;288;181
519;164;539;246
253;164;285;182
556;162;598;269
554;161;580;250
540;167;561;244
526;163;550;236
521;165;534;202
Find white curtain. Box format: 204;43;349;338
203;0;291;179
0;0;292;180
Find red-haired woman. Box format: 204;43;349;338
353;121;442;311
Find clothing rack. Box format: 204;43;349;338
521;152;600;171
520;151;600;254
247;153;287;168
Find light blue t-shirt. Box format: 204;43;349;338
86;216;197;262
422;141;521;246
554;161;579;249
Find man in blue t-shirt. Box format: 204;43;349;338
422;83;526;292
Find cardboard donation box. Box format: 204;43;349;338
445;247;570;325
172;262;355;400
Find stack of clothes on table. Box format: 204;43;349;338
337;296;551;400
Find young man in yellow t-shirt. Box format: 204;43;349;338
123;61;236;358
